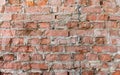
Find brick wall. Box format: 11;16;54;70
0;0;120;75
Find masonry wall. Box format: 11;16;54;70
0;0;120;75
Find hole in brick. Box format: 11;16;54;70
0;56;3;61
55;15;57;19
100;0;103;5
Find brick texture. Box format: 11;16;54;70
0;0;120;75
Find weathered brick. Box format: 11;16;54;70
39;22;50;29
59;54;71;61
86;53;98;60
45;30;68;36
0;14;12;21
31;54;43;61
26;0;35;7
99;54;112;62
40;38;50;45
30;63;48;70
37;0;48;7
25;7;50;14
95;37;106;44
8;0;20;4
55;72;68;75
3;54;14;61
74;54;85;61
45;54;58;62
17;53;30;61
82;71;94;75
4;6;22;13
3;62;21;69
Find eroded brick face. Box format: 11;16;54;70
0;0;120;75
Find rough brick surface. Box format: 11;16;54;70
0;0;120;75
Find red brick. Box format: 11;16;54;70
31;54;43;61
79;0;87;6
93;46;102;53
30;63;48;70
30;14;54;21
53;63;64;69
28;38;40;45
0;73;12;75
0;22;11;28
16;30;43;36
89;0;100;5
81;6;102;13
3;62;21;69
25;7;50;14
110;30;119;36
13;46;34;53
4;6;21;13
0;14;12;21
51;46;64;52
86;14;97;21
12;21;24;28
43;72;53;75
112;71;120;75
97;14;108;20
12;14;26;21
95;37;106;44
45;30;68;36
18;53;30;61
39;22;50;29
109;15;120;21
66;21;79;29
64;0;75;5
29;72;42;75
102;63;109;68
102;1;118;13
40;38;50;45
55;72;68;75
29;30;43;36
94;30;107;37
86;53;98;60
45;54;58;62
0;38;12;45
70;30;94;36
25;22;37;29
22;63;30;71
82;71;93;75
38;45;51;52
86;14;108;21
74;54;85;61
0;6;4;13
96;71;108;75
37;0;48;7
8;0;20;4
12;38;24;45
99;54;112;62
0;30;15;37
92;22;105;29
48;0;61;6
66;46;89;53
81;36;93;44
3;54;14;61
26;0;35;7
115;54;120;59
79;22;93;29
59;54;71;61
105;21;117;29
